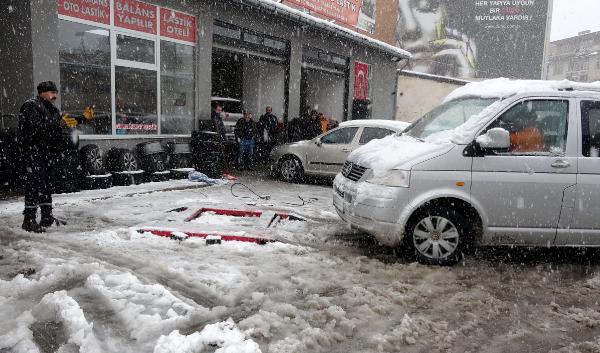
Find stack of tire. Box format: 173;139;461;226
106;148;144;186
53;129;82;194
79;143;112;190
136;141;170;182
165;141;195;179
190;131;223;179
0;126;21;189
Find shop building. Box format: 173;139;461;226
0;0;409;149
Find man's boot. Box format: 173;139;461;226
22;208;45;233
40;205;65;227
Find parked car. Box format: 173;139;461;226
211;97;243;141
270;119;409;182
333;79;600;265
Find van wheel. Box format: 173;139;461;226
406;206;469;266
279;155;303;183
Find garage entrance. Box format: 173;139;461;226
300;47;349;123
212;21;289;130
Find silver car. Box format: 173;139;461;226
270;119;409;182
334;79;600;265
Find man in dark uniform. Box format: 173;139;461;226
19;81;64;232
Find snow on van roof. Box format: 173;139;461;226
340;119;410;131
444;78;600;103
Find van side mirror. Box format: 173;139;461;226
476;128;510;149
315;139;322;147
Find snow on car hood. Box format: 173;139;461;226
347;134;453;175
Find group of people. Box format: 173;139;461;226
287;105;339;143
211;103;339;170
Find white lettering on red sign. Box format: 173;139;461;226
57;0;110;24
114;0;157;34
160;9;196;43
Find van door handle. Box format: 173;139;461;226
551;160;570;168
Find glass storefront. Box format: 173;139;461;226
58;21;112;135
57;1;196;136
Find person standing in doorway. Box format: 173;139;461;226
211;102;227;141
19;81;65;232
258;106;278;163
235;111;257;170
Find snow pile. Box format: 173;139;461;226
0;291;101;353
85;272;206;341
347;134;452;174
153;319;261;353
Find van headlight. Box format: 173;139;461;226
366;170;410;187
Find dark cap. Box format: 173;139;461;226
37;81;58;93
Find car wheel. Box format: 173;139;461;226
106;148;138;172
279;155;303;183
406;206;469;266
80;144;106;175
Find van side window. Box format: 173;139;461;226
321;127;358;145
581;100;600;157
359;127;395;144
488;100;569;154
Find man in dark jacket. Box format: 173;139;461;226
235;111;257;170
210;103;227;141
19;81;64;232
257;106;278;163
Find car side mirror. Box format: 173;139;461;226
315;139;322;147
476;127;510;149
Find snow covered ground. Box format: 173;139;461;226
2;174;600;352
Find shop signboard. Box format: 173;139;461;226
160;8;196;43
283;0;361;27
114;0;157;34
353;61;369;100
57;0;110;25
396;0;550;79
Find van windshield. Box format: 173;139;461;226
403;98;497;139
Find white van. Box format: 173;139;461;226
333;78;600;265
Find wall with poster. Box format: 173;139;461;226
282;0;377;34
395;0;550;79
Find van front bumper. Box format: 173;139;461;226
332;173;408;247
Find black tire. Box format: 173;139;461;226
79;144;106;176
112;171;145;186
136;141;164;157
168;153;193;169
54;164;81;181
80;174;112;190
139;153;167;173
192;130;220;143
405;206;470;266
278;155;304;183
106;148;138;172
54;180;80;194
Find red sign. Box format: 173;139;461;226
114;0;157;34
160;8;196;43
354;61;369;100
283;0;361;27
57;0;110;25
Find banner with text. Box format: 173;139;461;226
282;0;376;33
396;0;549;79
57;0;197;44
57;0;110;24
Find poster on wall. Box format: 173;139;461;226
395;0;550;79
354;61;369;100
282;0;376;34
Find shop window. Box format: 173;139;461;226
117;34;155;64
160;41;195;134
58;20;112;135
115;67;158;135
